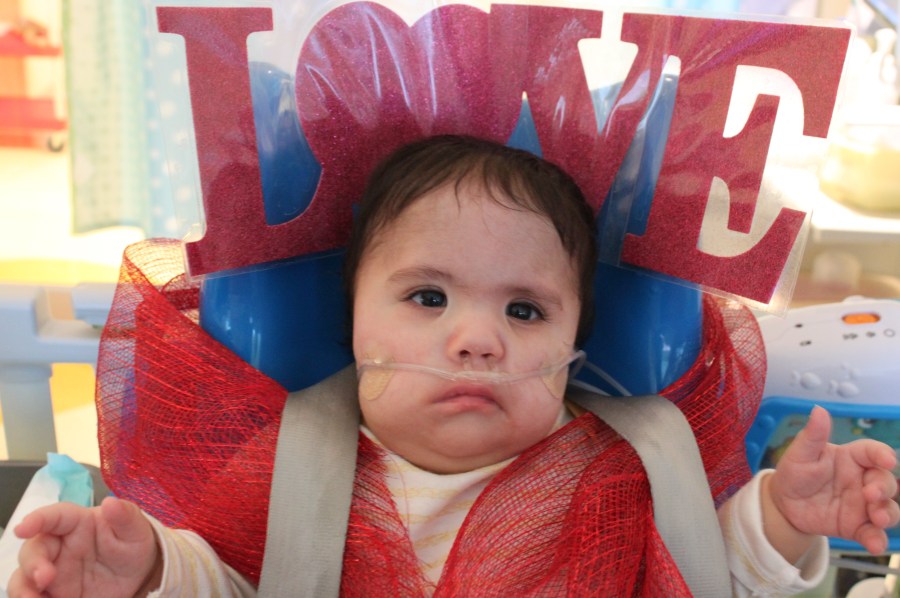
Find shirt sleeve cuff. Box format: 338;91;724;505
144;513;256;597
718;469;830;595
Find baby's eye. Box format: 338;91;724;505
410;290;447;308
507;302;543;321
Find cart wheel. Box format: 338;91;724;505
47;133;66;152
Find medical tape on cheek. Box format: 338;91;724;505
358;367;394;402
356;350;586;401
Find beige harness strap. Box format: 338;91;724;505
258;366;360;597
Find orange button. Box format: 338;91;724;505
842;312;881;325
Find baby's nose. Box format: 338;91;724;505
446;310;505;366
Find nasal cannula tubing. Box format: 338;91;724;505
355;350;586;402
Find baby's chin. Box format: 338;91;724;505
388;424;548;475
402;447;516;475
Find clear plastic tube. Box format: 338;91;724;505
356;350;586;401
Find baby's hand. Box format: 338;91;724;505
7;497;160;598
769;406;900;555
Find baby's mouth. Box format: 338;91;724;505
435;384;499;410
437;384;496;403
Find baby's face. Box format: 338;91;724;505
352;181;581;474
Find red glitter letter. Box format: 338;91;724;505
294;3;627;253
619;15;850;302
158;7;331;276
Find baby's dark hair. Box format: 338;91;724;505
344;134;598;346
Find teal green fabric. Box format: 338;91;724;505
46;453;93;507
63;0;182;238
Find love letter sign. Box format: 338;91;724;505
155;3;850;305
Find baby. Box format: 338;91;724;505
8;135;900;597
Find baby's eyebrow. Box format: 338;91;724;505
387;266;453;285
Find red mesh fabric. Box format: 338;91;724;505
665;290;766;508
96;238;764;592
96;239;288;582
344;419;692;596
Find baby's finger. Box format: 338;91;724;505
14;502;87;540
862;468;899;503
866;496;900;529
786;406;832;464
856;522;890;555
6;566;47;598
12;511;45;540
855;440;899;472
14;536;59;591
100;497;150;544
